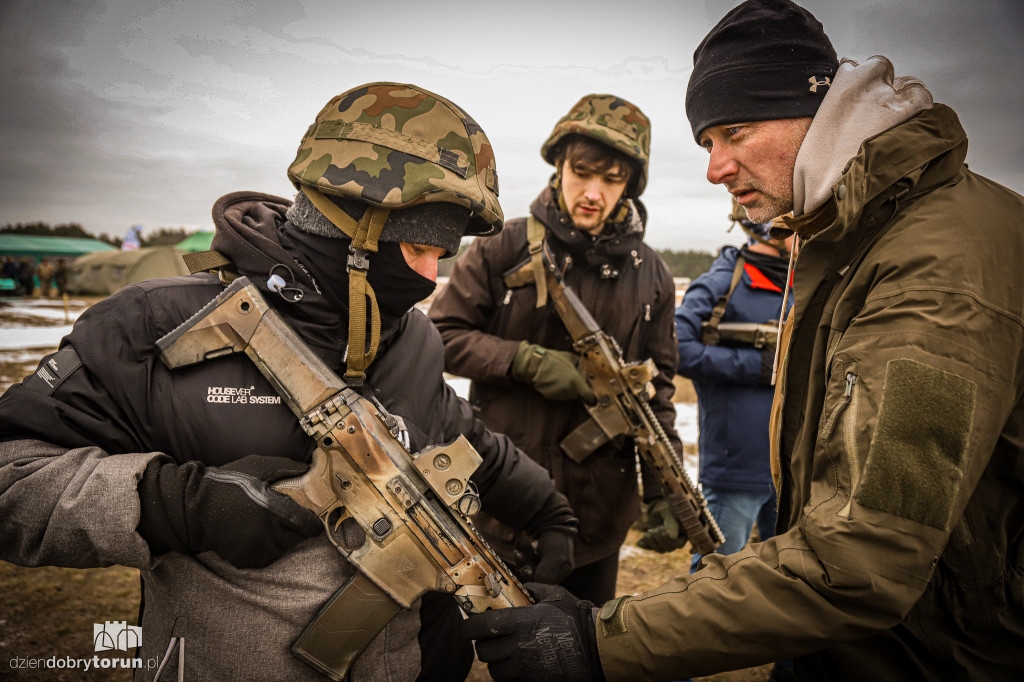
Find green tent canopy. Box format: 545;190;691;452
0;234;116;258
174;231;215;252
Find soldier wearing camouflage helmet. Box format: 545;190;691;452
0;82;578;682
430;93;684;605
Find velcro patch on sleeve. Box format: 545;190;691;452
24;345;83;396
598;595;634;637
856;358;975;530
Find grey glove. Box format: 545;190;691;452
636;497;688;553
137;454;322;568
463;583;605;682
510;341;596;403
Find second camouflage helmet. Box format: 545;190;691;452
540;94;651;197
287;82;502;237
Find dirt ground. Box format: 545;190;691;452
0;296;770;681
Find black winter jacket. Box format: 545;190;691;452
0;191;562;681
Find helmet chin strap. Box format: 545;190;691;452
300;186;391;384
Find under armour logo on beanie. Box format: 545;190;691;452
685;0;839;143
808;76;832;93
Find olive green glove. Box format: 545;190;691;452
636;497;688;553
510;341;595;403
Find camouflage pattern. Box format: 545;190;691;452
288;83;502;236
540;94;652;197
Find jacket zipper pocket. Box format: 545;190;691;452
837;372;860;518
820;371;856;442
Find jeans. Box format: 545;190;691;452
690;485;778;573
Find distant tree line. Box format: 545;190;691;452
1;222;104;241
654;249;717;280
1;223;191;249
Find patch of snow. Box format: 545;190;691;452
0;305;83;322
445;375;470;400
0;326;71;351
673;403;699;448
0;349;47;365
619;543;651;559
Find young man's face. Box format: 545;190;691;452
699;117;812;223
559;158;629;235
400;242;446;282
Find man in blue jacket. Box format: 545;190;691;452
675;207;793;572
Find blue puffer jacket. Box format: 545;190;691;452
675;245;791;492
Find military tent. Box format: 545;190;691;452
67;247;189;295
174;231;215;252
0;234;116;259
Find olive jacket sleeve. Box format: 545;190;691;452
598;280;1023;678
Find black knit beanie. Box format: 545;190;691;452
686;0;839;142
285;190;470;257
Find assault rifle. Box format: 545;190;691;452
702;321;779;349
521;267;724;556
156;276;531;681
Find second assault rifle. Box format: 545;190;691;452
156;276;531;681
505;252;724;556
702;321;779;349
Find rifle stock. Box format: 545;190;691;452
156;277;531;680
702;321;778;349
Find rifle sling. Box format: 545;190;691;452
701;255;745;346
501;217;550;306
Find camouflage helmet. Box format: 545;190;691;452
287;82;502;236
540;94;651;197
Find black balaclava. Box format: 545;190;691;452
281;198;449;331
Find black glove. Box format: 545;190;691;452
137;454;322;568
636;497;688;553
759;342;778;385
462;583;605;682
511;529;575;585
519;489;578;583
510;341;596;403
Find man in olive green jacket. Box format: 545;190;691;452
463;1;1024;680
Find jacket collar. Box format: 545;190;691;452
209;191;349;366
793;57;934;217
780;103;968;247
529;183;648;275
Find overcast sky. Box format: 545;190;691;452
1;0;1022;253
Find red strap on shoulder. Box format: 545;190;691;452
743;263;783;292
